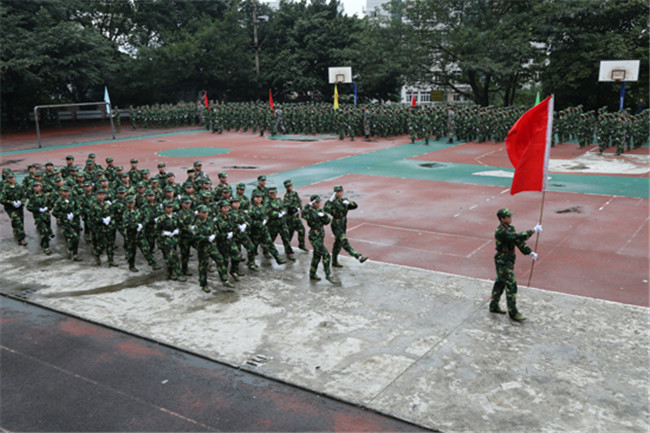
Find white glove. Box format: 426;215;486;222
530;252;538;261
293;210;300;217
106;200;112;205
163;230;172;237
39;207;46;213
154;216;159;223
13;200;21;208
343;200;349;205
262;219;267;226
67;213;74;221
534;223;543;233
137;223;143;232
227;231;233;239
278;211;285;218
208;234;216;242
172;228;179;236
190;225;195;233
102;216;110;225
238;224;246;232
329;192;336;202
318;212;324;217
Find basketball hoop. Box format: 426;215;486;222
611;69;626;82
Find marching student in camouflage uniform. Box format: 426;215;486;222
229;196;259;271
122;195;161;272
62;155;76;179
111;186;128;249
213;172;232;199
52;185;82;260
324;185;368;267
301;194;338;284
89;189;118;267
248;191;286;265
193;161;210;187
80;182;95;242
282;180;307;251
489;208;542;322
266;186;296;261
155;162;168;188
141;190;161;252
235;183;250;211
156;201;186;281
214;200;243;280
0;171;28;245
26;182;53;255
177;197;196;276
251;175;269;205
193;204;234;292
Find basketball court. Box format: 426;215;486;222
1;124;648;432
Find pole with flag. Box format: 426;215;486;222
505;94;554;286
333;85;339;109
269;89;274;112
535;91;541;106
204;92;209;109
104;86;116;139
411;94;416;107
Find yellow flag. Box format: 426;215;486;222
334;85;339;109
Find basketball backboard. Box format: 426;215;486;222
328;67;352;84
598;60;640;82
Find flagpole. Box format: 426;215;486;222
526;189;546;288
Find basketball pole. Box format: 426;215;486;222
619;80;626;110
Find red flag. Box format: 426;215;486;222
203;93;209;108
506;95;554;195
411;94;416;106
269;89;274;112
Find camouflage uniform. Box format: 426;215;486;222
490;209;535;320
193;208;231;291
266;188;295;260
26;186;53;253
177;200;196;276
214;201;243;277
122;197;160;271
156;204;185;281
51;188;81;259
248;193;286;264
89;192;117;265
323;187;367;266
282;181;307;250
301;196;336;283
0;174;27;245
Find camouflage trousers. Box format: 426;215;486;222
286;215;306;247
250;227;281;261
159;236;181;279
125;230;155;267
217;239;242;274
93;227;115;261
331;220;359;260
198;242;228;287
60;221;80;255
308;228;331;277
144;223;157;251
5;207;26;243
490;254;519;316
268;220;294;255
235;232;257;266
33;213;52;250
179;234;192;273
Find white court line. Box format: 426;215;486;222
347;237;473;258
598;197;615;211
617;215;649;255
355;222;487;241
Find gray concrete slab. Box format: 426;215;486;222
1;237;647;433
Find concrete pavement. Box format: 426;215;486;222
1;237;647;432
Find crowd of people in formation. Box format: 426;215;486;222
120;100;648;153
0;155;369;292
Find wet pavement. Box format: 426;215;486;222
1;236;647;432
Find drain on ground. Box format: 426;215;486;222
223;165;258;169
419;162;445;168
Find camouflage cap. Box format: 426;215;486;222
236;183;246;189
60;185;70;191
218;200;230;207
218;171;227;178
164;186;174;192
76;171;85;177
194;160;202;166
85;159;93;165
106;156;114;162
166;172;175;178
54;177;62;182
120;173;129;178
283;179;293;187
183;182;194;188
34;170;43;177
95;169;104;176
230;196;240;203
116;186;127;193
125;195;135;203
181;197;192;204
157;162;166;168
66;155;75;160
136;182;145;188
95;189;107;194
252;190;263;197
116;166;123;171
141;168;149;174
150;177;159;184
309;194;321;202
497;208;514;218
5;171;15;178
333;185;343;192
45;161;54;166
88;153;96;158
201;179;211;184
163;200;174;208
33;181;43;187
200;191;211;198
28;163;36;169
187;167;195;173
197;204;209;213
130;158;138;163
268;186;277;193
84;181;93;187
145;189;155;196
69;166;78;171
257;175;266;181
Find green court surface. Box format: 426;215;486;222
254;139;650;199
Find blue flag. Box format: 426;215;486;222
104;86;111;114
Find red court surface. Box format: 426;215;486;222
1;126;648;307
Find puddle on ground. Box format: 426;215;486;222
43;272;163;298
556;206;583;214
211;290;240;304
419;162;445;169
